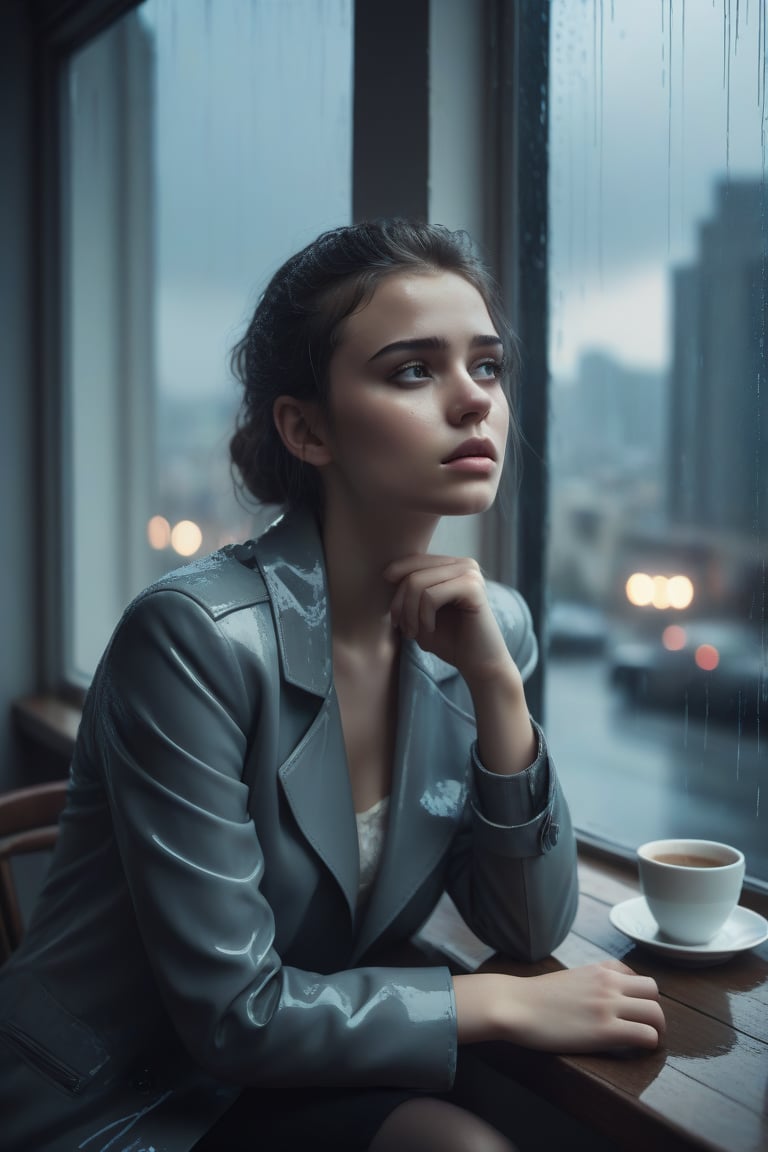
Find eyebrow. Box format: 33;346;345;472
367;334;503;363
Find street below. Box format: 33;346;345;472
544;655;766;882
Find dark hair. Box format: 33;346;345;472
230;218;519;511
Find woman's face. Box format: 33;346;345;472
319;270;510;520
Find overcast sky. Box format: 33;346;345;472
549;0;768;377
138;0;353;398
134;0;768;391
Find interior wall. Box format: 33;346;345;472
0;1;36;791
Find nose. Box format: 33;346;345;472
447;368;493;426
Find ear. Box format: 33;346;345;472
272;396;333;468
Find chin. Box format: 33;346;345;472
429;489;499;517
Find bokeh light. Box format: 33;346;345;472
171;519;203;557
667;575;694;610
651;575;670;609
626;572;654;606
694;644;720;671
147;515;171;549
662;624;687;651
626;572;695;610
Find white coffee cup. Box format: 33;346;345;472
637;838;745;945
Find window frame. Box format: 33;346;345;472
486;0;551;724
34;0;145;704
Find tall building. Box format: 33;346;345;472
668;181;768;538
552;351;665;490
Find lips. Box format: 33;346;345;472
442;438;497;464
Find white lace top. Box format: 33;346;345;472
355;795;390;904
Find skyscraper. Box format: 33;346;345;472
668;181;767;540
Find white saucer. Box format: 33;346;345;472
609;897;768;965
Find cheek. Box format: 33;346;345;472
491;391;511;437
338;399;434;455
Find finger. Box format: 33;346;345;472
399;579;451;637
389;570;451;631
616;974;661;1001
642;999;666;1039
412;574;486;635
383;555;478;582
391;567;481;635
618;995;666;1033
607;1019;664;1051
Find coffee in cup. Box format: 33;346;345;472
637;838;745;945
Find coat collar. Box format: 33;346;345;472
253;507;458;695
252;508;332;697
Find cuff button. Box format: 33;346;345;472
540;820;560;851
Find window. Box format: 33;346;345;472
546;1;767;883
62;0;353;682
53;0;765;885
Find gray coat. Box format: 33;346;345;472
0;508;578;1152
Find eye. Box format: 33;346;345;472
388;360;433;387
471;358;504;382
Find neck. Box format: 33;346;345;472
320;501;439;647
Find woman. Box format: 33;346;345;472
0;220;664;1152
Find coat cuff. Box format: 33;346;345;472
469;721;561;857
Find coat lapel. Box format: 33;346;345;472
254;510;360;922
351;642;475;962
277;688;360;922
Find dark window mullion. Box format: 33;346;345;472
490;0;551;720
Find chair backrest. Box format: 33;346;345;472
0;780;68;963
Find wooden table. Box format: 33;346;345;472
474;855;768;1152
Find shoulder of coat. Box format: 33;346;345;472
141;541;269;621
485;580;538;682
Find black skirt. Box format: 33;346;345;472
190;1049;512;1152
191;1082;421;1151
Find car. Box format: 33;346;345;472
546;601;608;655
609;618;767;727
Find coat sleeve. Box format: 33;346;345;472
90;589;457;1089
443;585;580;962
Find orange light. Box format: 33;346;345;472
171;519;203;557
626;572;654;606
662;624;687;651
147;515;171;550
694;644;720;671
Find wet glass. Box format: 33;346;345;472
63;0;353;680
546;1;767;882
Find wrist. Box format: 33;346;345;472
453;973;511;1044
464;654;525;700
470;664;537;774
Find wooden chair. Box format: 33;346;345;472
0;780;68;963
